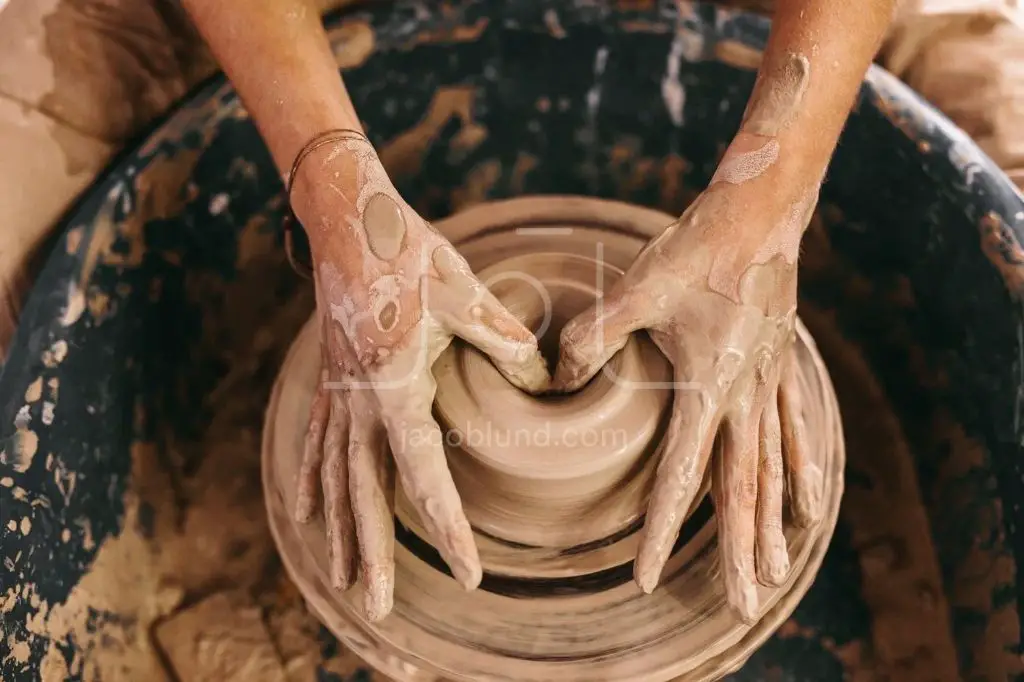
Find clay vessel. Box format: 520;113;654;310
262;196;845;681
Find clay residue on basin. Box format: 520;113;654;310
5;199;1016;681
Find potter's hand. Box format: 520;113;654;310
551;0;898;613
291;135;549;621
553;171;822;623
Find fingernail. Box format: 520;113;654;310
794;464;824;528
552;363;581;393
330;555;354;591
757;537;790;587
636;572;658;595
362;565;393;622
294;495;314;524
444;525;483;590
634;547;665;595
511;352;551;394
453;548;483;591
328;534;354;591
451;556;483;591
331;564;352;591
729;574;759;625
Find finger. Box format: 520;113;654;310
635;379;720;594
348;405;396;622
296;368;331;523
387;406;481;591
446;292;550;393
322;390;358;591
427;244;549;392
755;393;789;587
778;357;823;528
554;290;653;392
713;410;760;625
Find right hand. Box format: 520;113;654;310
290;134;550;621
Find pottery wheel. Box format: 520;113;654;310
263;196;845;681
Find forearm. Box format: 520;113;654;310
757;0;896;173
180;0;361;175
714;0;897;217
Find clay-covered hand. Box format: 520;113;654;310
290;136;550;621
553;173;822;623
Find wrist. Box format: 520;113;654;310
717;131;823;188
710;132;823;220
697;139;819;259
288;132;376;242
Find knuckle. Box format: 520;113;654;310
761;451;785;483
306;416;325;435
347;437;378;468
322;455;343;477
735;462;759;507
506;338;540;366
759;514;784;534
560;313;595;346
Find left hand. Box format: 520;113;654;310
290;136;550;621
553;155;823;623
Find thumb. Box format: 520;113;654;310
442;290;551;394
426;244;550;393
553;289;653;392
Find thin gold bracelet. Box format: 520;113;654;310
283;128;369;279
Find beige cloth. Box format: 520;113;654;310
881;0;1024;186
0;0;1022;356
0;0;346;353
0;0;211;350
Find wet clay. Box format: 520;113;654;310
263;196;845;682
740;53;811;138
710;137;781;186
